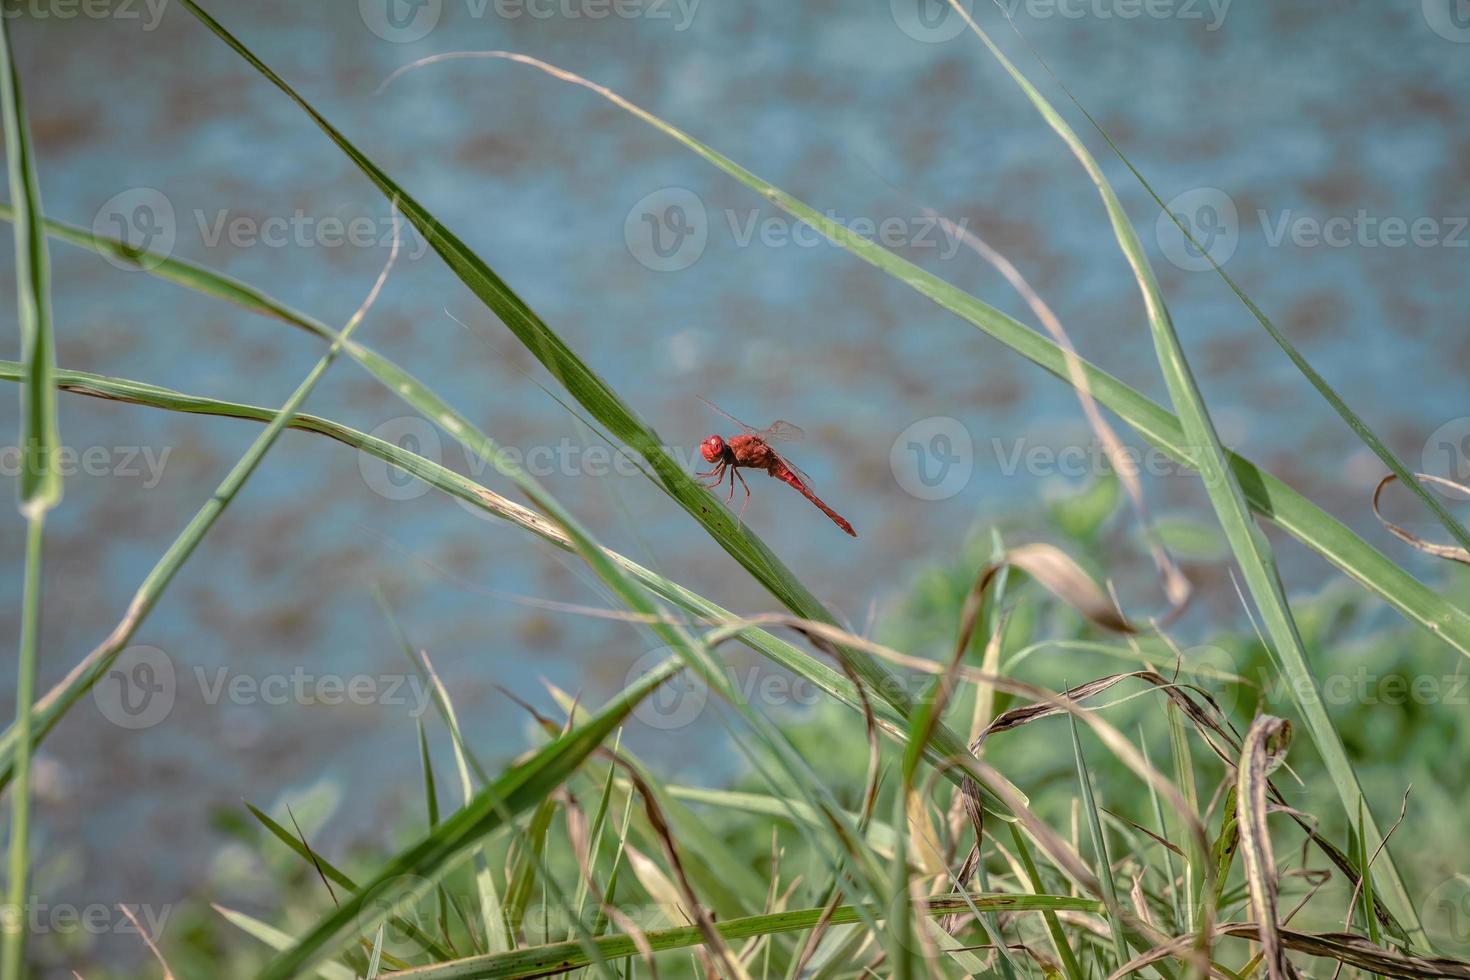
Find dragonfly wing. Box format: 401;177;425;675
759;420;805;443
697;396;762;435
770;447;815;489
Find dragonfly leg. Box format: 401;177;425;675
734;468;751;522
696;462;725;488
724;466;738;503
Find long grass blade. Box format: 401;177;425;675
0;18;60;978
941;1;1419;933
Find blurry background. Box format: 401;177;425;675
1;0;1468;970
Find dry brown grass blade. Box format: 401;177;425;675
1373;474;1470;565
973;670;1234;758
954;545;1136;665
118;904;175;980
1238;716;1294;980
1218;926;1470;979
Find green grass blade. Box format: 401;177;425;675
0;19;60;977
0;19;59;517
257;657;681;980
942;3;1419;934
422;654;511;953
213;905;357;980
1;518;43;980
243;802;454;962
1009;824;1083;980
1069;716;1128;968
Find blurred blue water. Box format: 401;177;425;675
0;0;1467;963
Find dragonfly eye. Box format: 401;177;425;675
700;435;725;463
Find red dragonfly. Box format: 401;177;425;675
695;399;857;537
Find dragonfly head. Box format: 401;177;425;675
699;435;726;463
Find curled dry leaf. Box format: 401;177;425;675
954;544;1136;668
1237;715;1294;980
1373;474;1470;565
